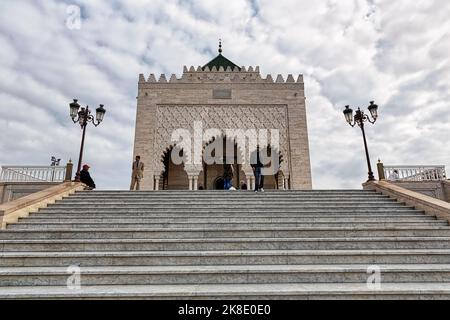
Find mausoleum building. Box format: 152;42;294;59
132;44;312;190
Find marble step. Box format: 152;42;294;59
2;282;450;299
36;207;423;214
3;237;450;252
67;192;390;197
68;197;386;202
19;216;437;224
43;205;414;214
54;201;401;207
3;249;450;267
2;264;450;286
52;200;412;210
65;197;393;203
74;190;377;195
7;221;447;230
60;196;396;202
22;214;433;221
2;226;450;240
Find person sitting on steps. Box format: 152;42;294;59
79;164;96;190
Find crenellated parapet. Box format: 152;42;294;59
138;65;303;85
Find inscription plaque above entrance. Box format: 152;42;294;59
213;89;232;99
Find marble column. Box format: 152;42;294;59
193;177;198;190
250;177;255;190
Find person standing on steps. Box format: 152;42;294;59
252;146;265;193
130;155;145;191
223;163;234;190
80;164;96;190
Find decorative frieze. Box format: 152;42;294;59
153;105;290;176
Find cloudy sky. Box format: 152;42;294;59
0;0;449;190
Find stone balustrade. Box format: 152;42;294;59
0;166;67;183
375;162;449;202
382;165;446;182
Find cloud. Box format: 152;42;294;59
0;0;449;190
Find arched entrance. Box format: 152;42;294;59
161;146;189;190
199;136;244;190
158;138;288;190
254;144;284;190
214;177;224;190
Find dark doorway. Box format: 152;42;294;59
214;177;224;190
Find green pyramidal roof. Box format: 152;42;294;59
202;53;241;71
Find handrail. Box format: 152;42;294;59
1;168;48;182
1;166;67;168
0;182;85;229
0;166;67;183
363;180;450;222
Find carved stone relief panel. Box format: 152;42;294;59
153;105;290;175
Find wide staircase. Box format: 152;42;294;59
1;189;450;299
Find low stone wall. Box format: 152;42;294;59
0;182;62;205
388;181;447;202
0;182;85;229
363;180;450;223
444;180;450;202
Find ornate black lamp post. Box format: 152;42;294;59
69;99;106;182
343;101;379;182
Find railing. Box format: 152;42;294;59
0;166;67;183
383;165;446;182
